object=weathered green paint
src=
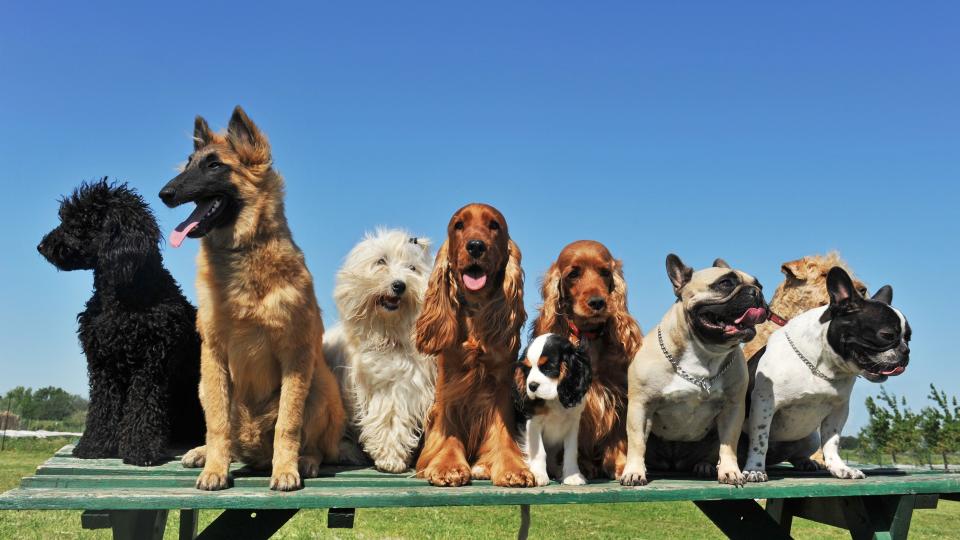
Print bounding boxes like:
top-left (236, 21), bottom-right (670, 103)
top-left (2, 445), bottom-right (958, 512)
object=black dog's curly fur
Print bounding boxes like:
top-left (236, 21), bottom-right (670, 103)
top-left (38, 178), bottom-right (204, 465)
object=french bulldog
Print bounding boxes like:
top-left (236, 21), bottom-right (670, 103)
top-left (742, 267), bottom-right (910, 482)
top-left (621, 254), bottom-right (768, 486)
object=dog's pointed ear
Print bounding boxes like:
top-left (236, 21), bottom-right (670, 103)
top-left (194, 116), bottom-right (213, 151)
top-left (713, 258), bottom-right (731, 269)
top-left (609, 259), bottom-right (643, 358)
top-left (415, 240), bottom-right (458, 355)
top-left (227, 106), bottom-right (271, 166)
top-left (827, 266), bottom-right (861, 307)
top-left (666, 253), bottom-right (693, 297)
top-left (871, 285), bottom-right (893, 305)
top-left (558, 344), bottom-right (592, 408)
top-left (100, 187), bottom-right (160, 286)
top-left (781, 258), bottom-right (807, 281)
top-left (535, 261), bottom-right (563, 337)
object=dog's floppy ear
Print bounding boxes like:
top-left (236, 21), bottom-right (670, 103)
top-left (500, 238), bottom-right (527, 352)
top-left (416, 240), bottom-right (459, 355)
top-left (713, 258), bottom-right (731, 269)
top-left (666, 253), bottom-right (693, 298)
top-left (827, 266), bottom-right (862, 308)
top-left (100, 187), bottom-right (160, 286)
top-left (558, 344), bottom-right (592, 408)
top-left (608, 259), bottom-right (643, 358)
top-left (227, 106), bottom-right (271, 167)
top-left (535, 260), bottom-right (564, 337)
top-left (513, 354), bottom-right (532, 418)
top-left (871, 285), bottom-right (893, 305)
top-left (194, 116), bottom-right (214, 151)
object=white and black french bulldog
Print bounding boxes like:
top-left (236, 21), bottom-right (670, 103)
top-left (621, 254), bottom-right (768, 486)
top-left (742, 267), bottom-right (910, 482)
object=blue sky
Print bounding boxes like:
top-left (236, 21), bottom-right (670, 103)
top-left (1, 2), bottom-right (957, 431)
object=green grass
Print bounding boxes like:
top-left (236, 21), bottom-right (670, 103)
top-left (1, 438), bottom-right (957, 539)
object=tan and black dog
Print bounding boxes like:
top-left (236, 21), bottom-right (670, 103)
top-left (621, 255), bottom-right (767, 486)
top-left (159, 106), bottom-right (345, 491)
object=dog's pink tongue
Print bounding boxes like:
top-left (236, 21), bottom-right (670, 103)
top-left (881, 365), bottom-right (906, 376)
top-left (463, 274), bottom-right (487, 291)
top-left (735, 307), bottom-right (767, 327)
top-left (169, 201), bottom-right (213, 248)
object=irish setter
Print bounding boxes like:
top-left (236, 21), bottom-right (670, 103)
top-left (415, 203), bottom-right (534, 487)
top-left (533, 240), bottom-right (642, 479)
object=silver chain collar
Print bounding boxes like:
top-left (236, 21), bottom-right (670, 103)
top-left (784, 331), bottom-right (833, 381)
top-left (657, 326), bottom-right (732, 393)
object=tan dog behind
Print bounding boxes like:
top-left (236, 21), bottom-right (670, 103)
top-left (621, 255), bottom-right (767, 487)
top-left (533, 240), bottom-right (642, 479)
top-left (160, 107), bottom-right (345, 491)
top-left (743, 252), bottom-right (866, 361)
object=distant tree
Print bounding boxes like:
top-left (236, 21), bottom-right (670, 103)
top-left (3, 387), bottom-right (34, 417)
top-left (839, 435), bottom-right (860, 450)
top-left (861, 395), bottom-right (892, 465)
top-left (2, 386), bottom-right (88, 422)
top-left (922, 384), bottom-right (960, 470)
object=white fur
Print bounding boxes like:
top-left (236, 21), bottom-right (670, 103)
top-left (744, 305), bottom-right (908, 482)
top-left (323, 228), bottom-right (436, 473)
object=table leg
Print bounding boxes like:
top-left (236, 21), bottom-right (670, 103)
top-left (694, 499), bottom-right (793, 540)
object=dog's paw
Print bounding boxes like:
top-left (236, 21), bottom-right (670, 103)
top-left (426, 464), bottom-right (472, 487)
top-left (619, 469), bottom-right (648, 487)
top-left (270, 466), bottom-right (303, 491)
top-left (791, 457), bottom-right (823, 472)
top-left (532, 469), bottom-right (551, 487)
top-left (743, 470), bottom-right (769, 483)
top-left (195, 469), bottom-right (230, 491)
top-left (375, 456), bottom-right (409, 474)
top-left (470, 463), bottom-right (491, 480)
top-left (718, 466), bottom-right (745, 486)
top-left (693, 461), bottom-right (716, 478)
top-left (181, 446), bottom-right (206, 469)
top-left (562, 473), bottom-right (587, 486)
top-left (830, 466), bottom-right (866, 480)
top-left (298, 456), bottom-right (321, 479)
top-left (493, 465), bottom-right (536, 488)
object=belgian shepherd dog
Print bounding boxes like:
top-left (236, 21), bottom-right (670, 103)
top-left (159, 106), bottom-right (345, 491)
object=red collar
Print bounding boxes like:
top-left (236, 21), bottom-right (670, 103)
top-left (567, 320), bottom-right (603, 341)
top-left (768, 311), bottom-right (788, 327)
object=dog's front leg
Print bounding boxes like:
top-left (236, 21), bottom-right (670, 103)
top-left (73, 366), bottom-right (124, 459)
top-left (526, 419), bottom-right (550, 487)
top-left (270, 348), bottom-right (315, 491)
top-left (821, 401), bottom-right (864, 479)
top-left (478, 390), bottom-right (536, 488)
top-left (620, 399), bottom-right (652, 486)
top-left (743, 382), bottom-right (775, 483)
top-left (716, 388), bottom-right (746, 486)
top-left (195, 342), bottom-right (232, 491)
top-left (561, 421), bottom-right (587, 486)
top-left (118, 358), bottom-right (170, 466)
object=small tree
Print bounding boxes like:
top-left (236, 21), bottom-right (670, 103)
top-left (922, 384), bottom-right (960, 470)
top-left (861, 395), bottom-right (892, 465)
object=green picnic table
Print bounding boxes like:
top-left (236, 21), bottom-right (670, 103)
top-left (1, 445), bottom-right (958, 539)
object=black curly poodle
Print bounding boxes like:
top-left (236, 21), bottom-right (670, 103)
top-left (38, 178), bottom-right (204, 465)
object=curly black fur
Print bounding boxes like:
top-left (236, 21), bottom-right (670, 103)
top-left (38, 178), bottom-right (204, 465)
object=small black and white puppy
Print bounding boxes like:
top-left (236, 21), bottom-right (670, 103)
top-left (514, 333), bottom-right (592, 486)
top-left (743, 267), bottom-right (910, 482)
top-left (38, 179), bottom-right (204, 465)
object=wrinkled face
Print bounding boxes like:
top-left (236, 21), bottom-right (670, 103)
top-left (336, 230), bottom-right (433, 318)
top-left (446, 203), bottom-right (510, 296)
top-left (825, 269), bottom-right (910, 382)
top-left (38, 195), bottom-right (102, 271)
top-left (158, 143), bottom-right (242, 247)
top-left (518, 334), bottom-right (576, 401)
top-left (555, 240), bottom-right (616, 326)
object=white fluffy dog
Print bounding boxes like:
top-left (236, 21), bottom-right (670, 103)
top-left (324, 228), bottom-right (436, 473)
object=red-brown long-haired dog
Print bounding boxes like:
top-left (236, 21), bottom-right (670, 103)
top-left (415, 203), bottom-right (534, 487)
top-left (533, 240), bottom-right (643, 479)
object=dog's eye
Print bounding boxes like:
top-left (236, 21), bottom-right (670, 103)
top-left (489, 220), bottom-right (500, 230)
top-left (857, 287), bottom-right (867, 296)
top-left (208, 161), bottom-right (223, 170)
top-left (566, 268), bottom-right (580, 280)
top-left (454, 221), bottom-right (464, 231)
top-left (409, 265), bottom-right (417, 272)
top-left (376, 258), bottom-right (387, 266)
top-left (717, 278), bottom-right (734, 290)
top-left (599, 268), bottom-right (612, 278)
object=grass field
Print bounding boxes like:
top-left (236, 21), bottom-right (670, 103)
top-left (1, 438), bottom-right (957, 539)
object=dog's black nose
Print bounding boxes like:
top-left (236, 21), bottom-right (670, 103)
top-left (158, 187), bottom-right (176, 206)
top-left (587, 297), bottom-right (606, 311)
top-left (391, 280), bottom-right (406, 295)
top-left (528, 382), bottom-right (540, 392)
top-left (37, 242), bottom-right (44, 253)
top-left (466, 240), bottom-right (486, 258)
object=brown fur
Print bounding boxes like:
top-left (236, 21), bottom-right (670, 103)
top-left (414, 203), bottom-right (534, 487)
top-left (180, 107), bottom-right (345, 491)
top-left (532, 240), bottom-right (643, 479)
top-left (743, 252), bottom-right (867, 360)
